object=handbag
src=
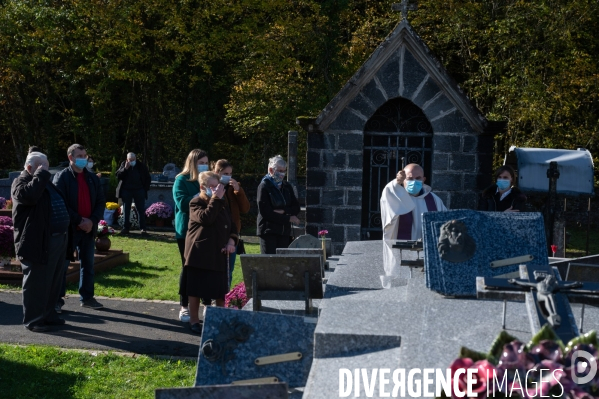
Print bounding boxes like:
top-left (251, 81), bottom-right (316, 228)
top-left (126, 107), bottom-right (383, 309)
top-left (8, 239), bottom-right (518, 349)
top-left (237, 236), bottom-right (246, 255)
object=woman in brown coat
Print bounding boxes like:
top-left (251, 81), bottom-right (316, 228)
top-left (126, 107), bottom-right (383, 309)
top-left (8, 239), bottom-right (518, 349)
top-left (213, 159), bottom-right (250, 286)
top-left (183, 171), bottom-right (237, 333)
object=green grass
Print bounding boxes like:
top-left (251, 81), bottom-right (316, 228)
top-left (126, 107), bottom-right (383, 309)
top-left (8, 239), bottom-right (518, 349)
top-left (0, 344), bottom-right (196, 399)
top-left (64, 235), bottom-right (260, 300)
top-left (0, 234), bottom-right (260, 298)
top-left (565, 225), bottom-right (599, 258)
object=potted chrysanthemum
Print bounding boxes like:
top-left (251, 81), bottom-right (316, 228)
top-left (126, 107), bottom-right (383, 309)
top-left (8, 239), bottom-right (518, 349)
top-left (145, 202), bottom-right (174, 227)
top-left (0, 217), bottom-right (15, 269)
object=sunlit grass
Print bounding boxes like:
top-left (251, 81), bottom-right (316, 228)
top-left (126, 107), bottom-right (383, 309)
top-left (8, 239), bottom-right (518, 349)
top-left (0, 344), bottom-right (195, 399)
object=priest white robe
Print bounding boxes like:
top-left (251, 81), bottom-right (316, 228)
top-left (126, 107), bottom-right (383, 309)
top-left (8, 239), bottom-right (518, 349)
top-left (379, 180), bottom-right (447, 286)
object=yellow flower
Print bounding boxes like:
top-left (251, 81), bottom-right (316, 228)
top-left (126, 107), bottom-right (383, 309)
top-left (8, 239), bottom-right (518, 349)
top-left (105, 202), bottom-right (119, 211)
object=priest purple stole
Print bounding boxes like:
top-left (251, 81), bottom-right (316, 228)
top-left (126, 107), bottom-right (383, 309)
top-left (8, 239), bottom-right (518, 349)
top-left (396, 193), bottom-right (438, 239)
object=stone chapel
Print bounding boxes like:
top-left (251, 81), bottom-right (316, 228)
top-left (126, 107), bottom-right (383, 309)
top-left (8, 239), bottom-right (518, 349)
top-left (298, 5), bottom-right (505, 254)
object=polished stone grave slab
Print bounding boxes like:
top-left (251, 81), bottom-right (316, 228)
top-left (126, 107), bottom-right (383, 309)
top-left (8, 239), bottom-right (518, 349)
top-left (195, 307), bottom-right (316, 388)
top-left (303, 240), bottom-right (599, 398)
top-left (422, 210), bottom-right (548, 296)
top-left (240, 254), bottom-right (324, 314)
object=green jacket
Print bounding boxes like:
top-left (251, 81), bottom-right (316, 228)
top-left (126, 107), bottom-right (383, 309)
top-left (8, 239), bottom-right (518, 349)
top-left (173, 174), bottom-right (200, 239)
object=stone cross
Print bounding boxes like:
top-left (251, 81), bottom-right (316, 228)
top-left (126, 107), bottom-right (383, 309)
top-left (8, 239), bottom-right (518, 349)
top-left (477, 264), bottom-right (599, 343)
top-left (392, 0), bottom-right (418, 21)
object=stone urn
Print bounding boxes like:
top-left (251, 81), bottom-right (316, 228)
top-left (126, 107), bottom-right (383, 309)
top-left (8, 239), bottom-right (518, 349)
top-left (95, 236), bottom-right (111, 252)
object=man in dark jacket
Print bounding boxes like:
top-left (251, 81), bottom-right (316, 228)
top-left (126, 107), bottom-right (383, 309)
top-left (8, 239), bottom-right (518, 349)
top-left (53, 144), bottom-right (106, 310)
top-left (12, 152), bottom-right (70, 332)
top-left (116, 152), bottom-right (151, 235)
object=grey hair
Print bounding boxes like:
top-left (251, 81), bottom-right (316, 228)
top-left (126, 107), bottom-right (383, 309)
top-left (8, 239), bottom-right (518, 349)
top-left (268, 155), bottom-right (286, 170)
top-left (24, 152), bottom-right (47, 169)
top-left (127, 152), bottom-right (136, 159)
top-left (67, 143), bottom-right (85, 156)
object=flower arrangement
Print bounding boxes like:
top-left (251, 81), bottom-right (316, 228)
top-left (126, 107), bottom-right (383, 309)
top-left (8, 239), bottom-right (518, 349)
top-left (97, 220), bottom-right (116, 237)
top-left (225, 282), bottom-right (249, 309)
top-left (318, 230), bottom-right (328, 239)
top-left (117, 204), bottom-right (140, 229)
top-left (145, 202), bottom-right (173, 220)
top-left (105, 202), bottom-right (119, 211)
top-left (442, 325), bottom-right (598, 399)
top-left (5, 200), bottom-right (12, 210)
top-left (0, 224), bottom-right (15, 259)
top-left (0, 197), bottom-right (6, 209)
top-left (0, 216), bottom-right (12, 226)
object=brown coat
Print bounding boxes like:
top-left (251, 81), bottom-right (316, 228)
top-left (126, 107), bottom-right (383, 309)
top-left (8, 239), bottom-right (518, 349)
top-left (184, 193), bottom-right (238, 272)
top-left (224, 184), bottom-right (250, 233)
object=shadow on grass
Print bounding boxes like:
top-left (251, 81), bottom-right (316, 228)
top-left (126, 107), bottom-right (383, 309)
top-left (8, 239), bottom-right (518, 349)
top-left (0, 358), bottom-right (78, 399)
top-left (116, 234), bottom-right (176, 243)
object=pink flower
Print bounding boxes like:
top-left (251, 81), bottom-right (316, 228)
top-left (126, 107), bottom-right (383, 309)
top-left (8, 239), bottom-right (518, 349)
top-left (318, 230), bottom-right (328, 237)
top-left (450, 358), bottom-right (496, 399)
top-left (225, 282), bottom-right (248, 309)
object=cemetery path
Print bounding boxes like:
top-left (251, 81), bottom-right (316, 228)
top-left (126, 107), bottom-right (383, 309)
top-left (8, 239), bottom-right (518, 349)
top-left (0, 291), bottom-right (201, 358)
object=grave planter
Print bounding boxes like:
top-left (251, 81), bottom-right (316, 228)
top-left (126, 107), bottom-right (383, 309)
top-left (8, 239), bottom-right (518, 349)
top-left (0, 256), bottom-right (12, 269)
top-left (95, 237), bottom-right (111, 252)
top-left (155, 218), bottom-right (165, 227)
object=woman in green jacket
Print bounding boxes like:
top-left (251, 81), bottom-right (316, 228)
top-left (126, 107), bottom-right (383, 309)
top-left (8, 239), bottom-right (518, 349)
top-left (173, 149), bottom-right (209, 323)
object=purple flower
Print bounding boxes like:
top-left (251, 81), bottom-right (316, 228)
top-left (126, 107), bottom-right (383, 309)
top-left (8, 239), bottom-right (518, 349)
top-left (0, 197), bottom-right (6, 209)
top-left (0, 216), bottom-right (12, 226)
top-left (531, 340), bottom-right (563, 363)
top-left (145, 202), bottom-right (173, 219)
top-left (0, 225), bottom-right (15, 258)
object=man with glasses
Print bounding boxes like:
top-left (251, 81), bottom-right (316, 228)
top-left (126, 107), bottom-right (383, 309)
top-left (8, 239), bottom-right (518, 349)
top-left (53, 144), bottom-right (106, 310)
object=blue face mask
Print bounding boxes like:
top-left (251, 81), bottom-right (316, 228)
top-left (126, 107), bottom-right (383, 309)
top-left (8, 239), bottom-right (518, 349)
top-left (129, 160), bottom-right (136, 167)
top-left (497, 179), bottom-right (511, 190)
top-left (197, 164), bottom-right (209, 173)
top-left (220, 175), bottom-right (231, 184)
top-left (405, 180), bottom-right (423, 195)
top-left (205, 187), bottom-right (213, 198)
top-left (75, 158), bottom-right (88, 169)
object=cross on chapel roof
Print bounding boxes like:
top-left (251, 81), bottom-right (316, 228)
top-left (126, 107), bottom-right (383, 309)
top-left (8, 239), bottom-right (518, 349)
top-left (392, 0), bottom-right (418, 21)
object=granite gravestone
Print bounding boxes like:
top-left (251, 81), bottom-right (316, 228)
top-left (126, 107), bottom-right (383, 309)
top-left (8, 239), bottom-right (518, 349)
top-left (195, 307), bottom-right (316, 388)
top-left (289, 234), bottom-right (331, 258)
top-left (240, 254), bottom-right (323, 313)
top-left (423, 210), bottom-right (548, 296)
top-left (155, 383), bottom-right (289, 399)
top-left (276, 248), bottom-right (326, 274)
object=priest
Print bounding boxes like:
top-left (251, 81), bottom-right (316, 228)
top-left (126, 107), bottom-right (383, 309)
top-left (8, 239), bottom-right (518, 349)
top-left (380, 163), bottom-right (446, 285)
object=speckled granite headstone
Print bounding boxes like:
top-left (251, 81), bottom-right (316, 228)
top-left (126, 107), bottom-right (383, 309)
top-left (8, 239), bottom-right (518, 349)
top-left (195, 307), bottom-right (316, 388)
top-left (423, 210), bottom-right (548, 296)
top-left (155, 383), bottom-right (289, 399)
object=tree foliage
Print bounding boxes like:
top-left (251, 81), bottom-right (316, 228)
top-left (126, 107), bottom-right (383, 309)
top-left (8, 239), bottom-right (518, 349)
top-left (0, 0), bottom-right (597, 176)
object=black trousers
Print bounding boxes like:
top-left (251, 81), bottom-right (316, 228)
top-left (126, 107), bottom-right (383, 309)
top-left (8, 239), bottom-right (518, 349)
top-left (177, 238), bottom-right (188, 307)
top-left (259, 234), bottom-right (292, 254)
top-left (21, 233), bottom-right (68, 328)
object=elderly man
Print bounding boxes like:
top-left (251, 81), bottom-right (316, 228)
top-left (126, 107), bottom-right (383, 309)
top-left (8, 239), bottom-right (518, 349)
top-left (12, 152), bottom-right (70, 332)
top-left (116, 152), bottom-right (151, 235)
top-left (380, 163), bottom-right (447, 242)
top-left (53, 144), bottom-right (106, 310)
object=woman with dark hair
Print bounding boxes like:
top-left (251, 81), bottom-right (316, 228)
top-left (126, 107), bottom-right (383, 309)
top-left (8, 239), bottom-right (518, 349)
top-left (479, 165), bottom-right (527, 212)
top-left (213, 159), bottom-right (250, 287)
top-left (184, 171), bottom-right (237, 333)
top-left (173, 149), bottom-right (209, 323)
